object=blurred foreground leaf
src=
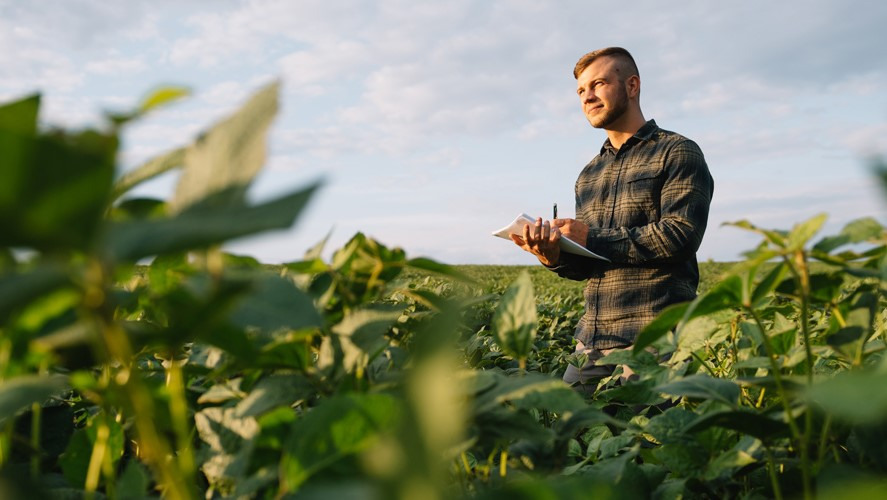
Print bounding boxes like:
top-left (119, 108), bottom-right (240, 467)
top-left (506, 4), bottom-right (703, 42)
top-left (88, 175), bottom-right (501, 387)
top-left (104, 183), bottom-right (318, 262)
top-left (0, 374), bottom-right (68, 423)
top-left (171, 81), bottom-right (280, 212)
top-left (492, 271), bottom-right (537, 366)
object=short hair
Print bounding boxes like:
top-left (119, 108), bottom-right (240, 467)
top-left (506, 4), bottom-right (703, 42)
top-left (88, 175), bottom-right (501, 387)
top-left (573, 47), bottom-right (639, 80)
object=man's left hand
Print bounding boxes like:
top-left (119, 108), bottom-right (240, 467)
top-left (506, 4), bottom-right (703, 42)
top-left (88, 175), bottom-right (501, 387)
top-left (553, 218), bottom-right (589, 246)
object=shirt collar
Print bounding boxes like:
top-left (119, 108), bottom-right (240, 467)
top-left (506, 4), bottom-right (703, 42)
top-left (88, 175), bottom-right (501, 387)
top-left (599, 119), bottom-right (659, 155)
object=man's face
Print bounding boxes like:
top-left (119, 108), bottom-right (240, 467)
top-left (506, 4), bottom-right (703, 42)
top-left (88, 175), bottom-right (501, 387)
top-left (576, 57), bottom-right (629, 129)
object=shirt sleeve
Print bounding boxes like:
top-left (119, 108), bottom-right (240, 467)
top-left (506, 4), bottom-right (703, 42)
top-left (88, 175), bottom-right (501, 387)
top-left (585, 140), bottom-right (714, 264)
top-left (542, 251), bottom-right (600, 281)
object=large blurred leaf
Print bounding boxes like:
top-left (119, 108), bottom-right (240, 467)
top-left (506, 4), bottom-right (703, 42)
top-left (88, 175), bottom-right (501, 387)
top-left (111, 147), bottom-right (185, 200)
top-left (281, 393), bottom-right (399, 490)
top-left (0, 374), bottom-right (68, 423)
top-left (171, 81), bottom-right (280, 212)
top-left (805, 371), bottom-right (887, 424)
top-left (0, 94), bottom-right (116, 251)
top-left (0, 266), bottom-right (71, 325)
top-left (813, 217), bottom-right (885, 253)
top-left (228, 271), bottom-right (322, 333)
top-left (104, 183), bottom-right (318, 262)
top-left (686, 410), bottom-right (790, 441)
top-left (492, 271), bottom-right (537, 362)
top-left (655, 375), bottom-right (740, 407)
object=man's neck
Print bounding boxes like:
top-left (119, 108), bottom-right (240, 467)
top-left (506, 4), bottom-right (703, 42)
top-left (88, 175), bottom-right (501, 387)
top-left (605, 110), bottom-right (647, 150)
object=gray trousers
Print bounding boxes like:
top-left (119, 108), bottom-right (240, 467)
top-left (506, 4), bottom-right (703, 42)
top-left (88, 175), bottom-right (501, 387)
top-left (562, 340), bottom-right (636, 396)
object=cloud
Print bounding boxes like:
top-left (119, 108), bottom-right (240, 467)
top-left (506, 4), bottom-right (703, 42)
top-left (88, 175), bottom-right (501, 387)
top-left (86, 57), bottom-right (148, 75)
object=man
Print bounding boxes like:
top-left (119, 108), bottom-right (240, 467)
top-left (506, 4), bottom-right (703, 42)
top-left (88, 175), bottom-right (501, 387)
top-left (510, 47), bottom-right (714, 394)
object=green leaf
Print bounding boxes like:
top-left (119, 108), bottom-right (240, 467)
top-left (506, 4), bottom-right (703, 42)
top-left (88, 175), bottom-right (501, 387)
top-left (652, 442), bottom-right (708, 477)
top-left (634, 275), bottom-right (742, 355)
top-left (195, 407), bottom-right (260, 490)
top-left (805, 371), bottom-right (887, 424)
top-left (104, 182), bottom-right (318, 261)
top-left (234, 374), bottom-right (313, 418)
top-left (633, 302), bottom-right (689, 353)
top-left (111, 147), bottom-right (185, 200)
top-left (109, 197), bottom-right (166, 221)
top-left (686, 410), bottom-right (790, 441)
top-left (655, 375), bottom-right (740, 407)
top-left (0, 93), bottom-right (39, 133)
top-left (0, 124), bottom-right (116, 251)
top-left (0, 374), bottom-right (68, 423)
top-left (282, 394), bottom-right (399, 489)
top-left (704, 435), bottom-right (762, 481)
top-left (0, 266), bottom-right (71, 325)
top-left (751, 261), bottom-right (788, 306)
top-left (473, 371), bottom-right (586, 413)
top-left (138, 85), bottom-right (191, 114)
top-left (116, 460), bottom-right (151, 500)
top-left (492, 271), bottom-right (537, 362)
top-left (644, 408), bottom-right (698, 444)
top-left (725, 220), bottom-right (787, 248)
top-left (171, 81), bottom-right (280, 212)
top-left (556, 406), bottom-right (623, 438)
top-left (814, 217), bottom-right (885, 253)
top-left (228, 272), bottom-right (322, 333)
top-left (787, 213), bottom-right (827, 250)
top-left (331, 303), bottom-right (404, 373)
top-left (59, 416), bottom-right (124, 488)
top-left (59, 427), bottom-right (92, 488)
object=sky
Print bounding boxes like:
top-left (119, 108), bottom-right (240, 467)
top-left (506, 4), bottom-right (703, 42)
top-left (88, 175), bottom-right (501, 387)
top-left (2, 0), bottom-right (886, 265)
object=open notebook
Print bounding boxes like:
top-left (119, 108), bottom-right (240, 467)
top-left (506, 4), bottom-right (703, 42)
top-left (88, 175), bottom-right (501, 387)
top-left (492, 213), bottom-right (609, 261)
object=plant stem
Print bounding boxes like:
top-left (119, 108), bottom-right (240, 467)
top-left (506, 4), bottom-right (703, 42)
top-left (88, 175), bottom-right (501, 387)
top-left (764, 446), bottom-right (784, 500)
top-left (787, 251), bottom-right (814, 500)
top-left (167, 356), bottom-right (196, 484)
top-left (746, 308), bottom-right (801, 442)
top-left (30, 401), bottom-right (42, 479)
top-left (85, 415), bottom-right (110, 498)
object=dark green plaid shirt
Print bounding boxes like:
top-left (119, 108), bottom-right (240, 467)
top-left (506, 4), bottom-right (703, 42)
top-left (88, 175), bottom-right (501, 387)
top-left (548, 120), bottom-right (714, 349)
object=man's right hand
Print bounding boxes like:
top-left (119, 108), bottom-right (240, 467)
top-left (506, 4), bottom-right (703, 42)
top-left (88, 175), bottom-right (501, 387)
top-left (510, 217), bottom-right (561, 267)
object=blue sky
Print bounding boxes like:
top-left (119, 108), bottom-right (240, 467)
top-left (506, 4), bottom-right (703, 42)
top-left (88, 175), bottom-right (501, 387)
top-left (2, 0), bottom-right (885, 264)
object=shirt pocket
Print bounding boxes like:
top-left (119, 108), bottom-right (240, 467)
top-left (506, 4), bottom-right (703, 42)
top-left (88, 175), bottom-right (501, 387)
top-left (620, 165), bottom-right (663, 223)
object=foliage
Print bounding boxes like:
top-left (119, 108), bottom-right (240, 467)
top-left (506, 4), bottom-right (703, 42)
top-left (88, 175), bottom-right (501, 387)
top-left (0, 85), bottom-right (885, 500)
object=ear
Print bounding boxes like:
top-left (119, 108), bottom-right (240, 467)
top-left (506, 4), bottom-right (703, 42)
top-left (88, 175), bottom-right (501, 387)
top-left (625, 75), bottom-right (641, 98)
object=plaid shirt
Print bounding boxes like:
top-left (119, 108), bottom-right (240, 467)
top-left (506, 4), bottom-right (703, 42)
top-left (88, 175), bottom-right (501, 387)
top-left (548, 120), bottom-right (714, 349)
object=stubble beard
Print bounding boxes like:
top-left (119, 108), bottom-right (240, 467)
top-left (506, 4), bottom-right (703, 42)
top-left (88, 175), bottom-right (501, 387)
top-left (588, 84), bottom-right (629, 129)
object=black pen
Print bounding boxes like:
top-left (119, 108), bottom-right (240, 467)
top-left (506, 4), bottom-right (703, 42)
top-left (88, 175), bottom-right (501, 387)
top-left (553, 203), bottom-right (557, 220)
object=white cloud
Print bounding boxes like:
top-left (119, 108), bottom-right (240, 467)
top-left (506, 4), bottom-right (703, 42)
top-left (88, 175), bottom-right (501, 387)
top-left (278, 40), bottom-right (370, 94)
top-left (86, 57), bottom-right (148, 75)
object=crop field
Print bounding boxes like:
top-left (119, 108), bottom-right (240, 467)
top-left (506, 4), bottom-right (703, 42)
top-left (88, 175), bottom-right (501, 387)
top-left (1, 85), bottom-right (886, 500)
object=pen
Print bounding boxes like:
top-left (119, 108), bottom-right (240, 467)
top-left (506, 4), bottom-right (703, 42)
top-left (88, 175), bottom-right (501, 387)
top-left (553, 203), bottom-right (557, 220)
